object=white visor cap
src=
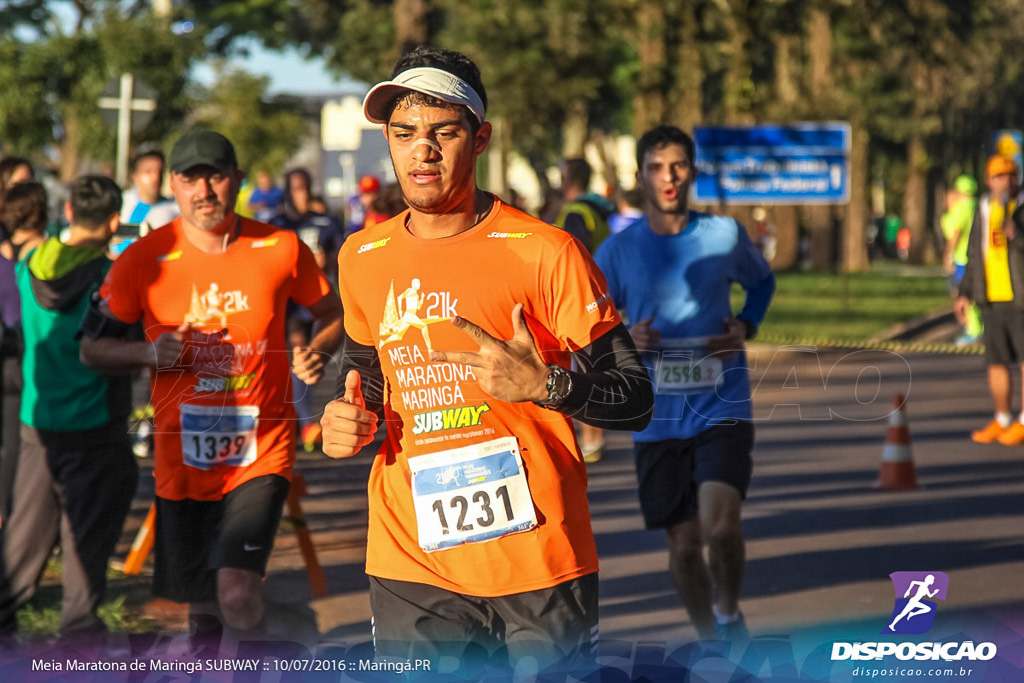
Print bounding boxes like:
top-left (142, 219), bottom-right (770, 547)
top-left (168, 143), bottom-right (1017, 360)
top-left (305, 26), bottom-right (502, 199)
top-left (363, 67), bottom-right (486, 125)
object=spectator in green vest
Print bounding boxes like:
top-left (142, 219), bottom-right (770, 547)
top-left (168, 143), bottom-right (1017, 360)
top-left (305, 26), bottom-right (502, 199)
top-left (942, 174), bottom-right (982, 344)
top-left (555, 158), bottom-right (614, 254)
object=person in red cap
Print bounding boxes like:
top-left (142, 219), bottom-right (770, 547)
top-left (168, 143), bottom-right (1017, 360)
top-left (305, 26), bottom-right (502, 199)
top-left (346, 174), bottom-right (382, 237)
top-left (359, 174), bottom-right (381, 195)
top-left (957, 154), bottom-right (1024, 445)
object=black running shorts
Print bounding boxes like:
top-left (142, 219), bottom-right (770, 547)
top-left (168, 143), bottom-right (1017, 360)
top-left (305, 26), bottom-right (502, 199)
top-left (368, 573), bottom-right (598, 672)
top-left (152, 474), bottom-right (290, 603)
top-left (634, 421), bottom-right (754, 529)
top-left (982, 302), bottom-right (1024, 365)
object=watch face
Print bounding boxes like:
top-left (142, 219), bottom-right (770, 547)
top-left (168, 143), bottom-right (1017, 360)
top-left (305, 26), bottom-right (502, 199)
top-left (538, 365), bottom-right (568, 406)
top-left (547, 366), bottom-right (571, 404)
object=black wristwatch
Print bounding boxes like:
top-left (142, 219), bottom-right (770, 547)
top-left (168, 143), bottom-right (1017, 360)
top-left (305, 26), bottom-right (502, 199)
top-left (535, 364), bottom-right (573, 408)
top-left (738, 317), bottom-right (758, 340)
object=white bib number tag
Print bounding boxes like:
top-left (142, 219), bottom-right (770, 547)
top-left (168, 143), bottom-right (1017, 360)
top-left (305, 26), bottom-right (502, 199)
top-left (410, 436), bottom-right (537, 552)
top-left (298, 227), bottom-right (320, 252)
top-left (181, 404), bottom-right (259, 470)
top-left (655, 337), bottom-right (723, 395)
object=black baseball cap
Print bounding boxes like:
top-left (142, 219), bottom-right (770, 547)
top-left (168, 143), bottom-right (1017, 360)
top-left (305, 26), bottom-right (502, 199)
top-left (168, 130), bottom-right (238, 173)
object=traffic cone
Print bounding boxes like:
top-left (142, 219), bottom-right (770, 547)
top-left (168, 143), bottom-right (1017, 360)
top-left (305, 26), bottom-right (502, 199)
top-left (123, 503), bottom-right (157, 575)
top-left (875, 394), bottom-right (918, 490)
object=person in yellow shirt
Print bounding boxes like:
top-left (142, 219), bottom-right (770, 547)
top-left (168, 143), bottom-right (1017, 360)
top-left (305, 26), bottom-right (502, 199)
top-left (956, 155), bottom-right (1024, 445)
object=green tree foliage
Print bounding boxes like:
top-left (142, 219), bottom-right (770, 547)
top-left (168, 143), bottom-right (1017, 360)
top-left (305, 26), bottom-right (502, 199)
top-left (0, 0), bottom-right (54, 40)
top-left (436, 0), bottom-right (633, 173)
top-left (186, 0), bottom-right (636, 184)
top-left (184, 0), bottom-right (347, 55)
top-left (9, 0), bottom-right (1024, 269)
top-left (823, 1), bottom-right (1024, 265)
top-left (0, 4), bottom-right (204, 179)
top-left (189, 69), bottom-right (308, 177)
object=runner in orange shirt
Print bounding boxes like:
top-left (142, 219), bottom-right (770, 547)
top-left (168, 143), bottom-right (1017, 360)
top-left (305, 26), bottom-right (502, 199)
top-left (80, 130), bottom-right (343, 649)
top-left (321, 47), bottom-right (653, 673)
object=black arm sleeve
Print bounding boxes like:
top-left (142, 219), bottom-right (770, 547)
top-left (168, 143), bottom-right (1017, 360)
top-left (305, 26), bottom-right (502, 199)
top-left (555, 322), bottom-right (654, 431)
top-left (78, 291), bottom-right (144, 341)
top-left (335, 333), bottom-right (386, 420)
top-left (335, 323), bottom-right (654, 432)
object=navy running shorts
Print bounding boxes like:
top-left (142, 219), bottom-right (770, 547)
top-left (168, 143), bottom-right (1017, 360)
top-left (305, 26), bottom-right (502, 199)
top-left (634, 421), bottom-right (754, 529)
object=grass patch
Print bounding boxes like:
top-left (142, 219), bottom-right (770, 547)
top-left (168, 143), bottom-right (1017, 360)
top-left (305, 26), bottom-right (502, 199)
top-left (15, 557), bottom-right (158, 640)
top-left (735, 271), bottom-right (950, 342)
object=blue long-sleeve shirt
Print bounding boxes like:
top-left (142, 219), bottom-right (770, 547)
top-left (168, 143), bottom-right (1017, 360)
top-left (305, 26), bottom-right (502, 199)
top-left (595, 211), bottom-right (775, 440)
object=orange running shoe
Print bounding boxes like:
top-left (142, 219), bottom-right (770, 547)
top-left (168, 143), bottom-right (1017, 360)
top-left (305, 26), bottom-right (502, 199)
top-left (972, 420), bottom-right (1007, 444)
top-left (997, 421), bottom-right (1024, 446)
top-left (301, 423), bottom-right (323, 452)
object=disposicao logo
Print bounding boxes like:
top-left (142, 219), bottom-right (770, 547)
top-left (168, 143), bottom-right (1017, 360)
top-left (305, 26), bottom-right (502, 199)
top-left (831, 570), bottom-right (998, 663)
top-left (883, 571), bottom-right (948, 635)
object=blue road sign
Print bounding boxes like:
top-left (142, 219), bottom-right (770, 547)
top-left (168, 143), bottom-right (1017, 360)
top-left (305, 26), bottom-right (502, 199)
top-left (693, 123), bottom-right (851, 205)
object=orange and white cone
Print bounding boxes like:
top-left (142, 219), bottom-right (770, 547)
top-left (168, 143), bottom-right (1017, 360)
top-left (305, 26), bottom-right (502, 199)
top-left (875, 394), bottom-right (918, 490)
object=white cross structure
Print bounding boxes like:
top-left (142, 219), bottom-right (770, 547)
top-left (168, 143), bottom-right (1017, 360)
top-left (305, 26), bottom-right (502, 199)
top-left (97, 73), bottom-right (157, 186)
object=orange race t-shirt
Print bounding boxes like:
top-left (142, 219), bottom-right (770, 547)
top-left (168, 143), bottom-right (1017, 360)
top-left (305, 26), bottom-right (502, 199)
top-left (338, 199), bottom-right (621, 597)
top-left (101, 216), bottom-right (332, 501)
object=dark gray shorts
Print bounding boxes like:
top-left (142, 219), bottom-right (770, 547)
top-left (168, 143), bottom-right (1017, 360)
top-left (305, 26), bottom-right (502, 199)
top-left (368, 573), bottom-right (598, 672)
top-left (634, 421), bottom-right (754, 529)
top-left (153, 474), bottom-right (290, 604)
top-left (982, 302), bottom-right (1024, 365)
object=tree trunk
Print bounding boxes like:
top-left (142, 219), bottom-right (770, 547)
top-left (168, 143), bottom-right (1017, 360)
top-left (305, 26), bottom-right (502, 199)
top-left (671, 0), bottom-right (702, 133)
top-left (903, 134), bottom-right (928, 264)
top-left (394, 0), bottom-right (428, 55)
top-left (589, 129), bottom-right (619, 196)
top-left (774, 35), bottom-right (799, 109)
top-left (562, 99), bottom-right (588, 159)
top-left (805, 205), bottom-right (835, 271)
top-left (842, 122), bottom-right (870, 271)
top-left (58, 111), bottom-right (81, 183)
top-left (721, 1), bottom-right (753, 124)
top-left (485, 116), bottom-right (509, 198)
top-left (633, 0), bottom-right (667, 137)
top-left (807, 6), bottom-right (832, 107)
top-left (773, 205), bottom-right (799, 270)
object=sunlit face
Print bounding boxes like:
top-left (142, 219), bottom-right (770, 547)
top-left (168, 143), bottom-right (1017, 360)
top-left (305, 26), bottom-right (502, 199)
top-left (637, 143), bottom-right (694, 216)
top-left (385, 99), bottom-right (491, 215)
top-left (170, 165), bottom-right (240, 231)
top-left (987, 171), bottom-right (1019, 201)
top-left (132, 156), bottom-right (164, 204)
top-left (288, 172), bottom-right (310, 211)
top-left (9, 163), bottom-right (33, 185)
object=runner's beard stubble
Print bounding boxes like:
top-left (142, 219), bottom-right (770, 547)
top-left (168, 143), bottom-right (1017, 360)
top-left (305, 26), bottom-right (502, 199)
top-left (193, 198), bottom-right (227, 231)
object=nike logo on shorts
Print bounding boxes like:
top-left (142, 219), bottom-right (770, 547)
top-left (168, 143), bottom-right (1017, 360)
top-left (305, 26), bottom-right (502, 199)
top-left (243, 543), bottom-right (263, 552)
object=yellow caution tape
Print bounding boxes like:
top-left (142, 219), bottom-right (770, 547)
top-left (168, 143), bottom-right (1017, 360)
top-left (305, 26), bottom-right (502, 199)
top-left (753, 333), bottom-right (984, 355)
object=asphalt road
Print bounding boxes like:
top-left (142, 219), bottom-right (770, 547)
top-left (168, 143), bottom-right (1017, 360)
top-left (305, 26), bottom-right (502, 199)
top-left (225, 346), bottom-right (1024, 658)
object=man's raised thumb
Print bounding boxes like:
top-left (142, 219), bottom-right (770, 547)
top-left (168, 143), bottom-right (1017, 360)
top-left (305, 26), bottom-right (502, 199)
top-left (343, 369), bottom-right (364, 406)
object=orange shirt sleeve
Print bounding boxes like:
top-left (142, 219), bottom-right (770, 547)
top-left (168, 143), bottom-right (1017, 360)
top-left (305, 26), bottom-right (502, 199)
top-left (542, 236), bottom-right (620, 351)
top-left (99, 248), bottom-right (143, 324)
top-left (289, 236), bottom-right (333, 308)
